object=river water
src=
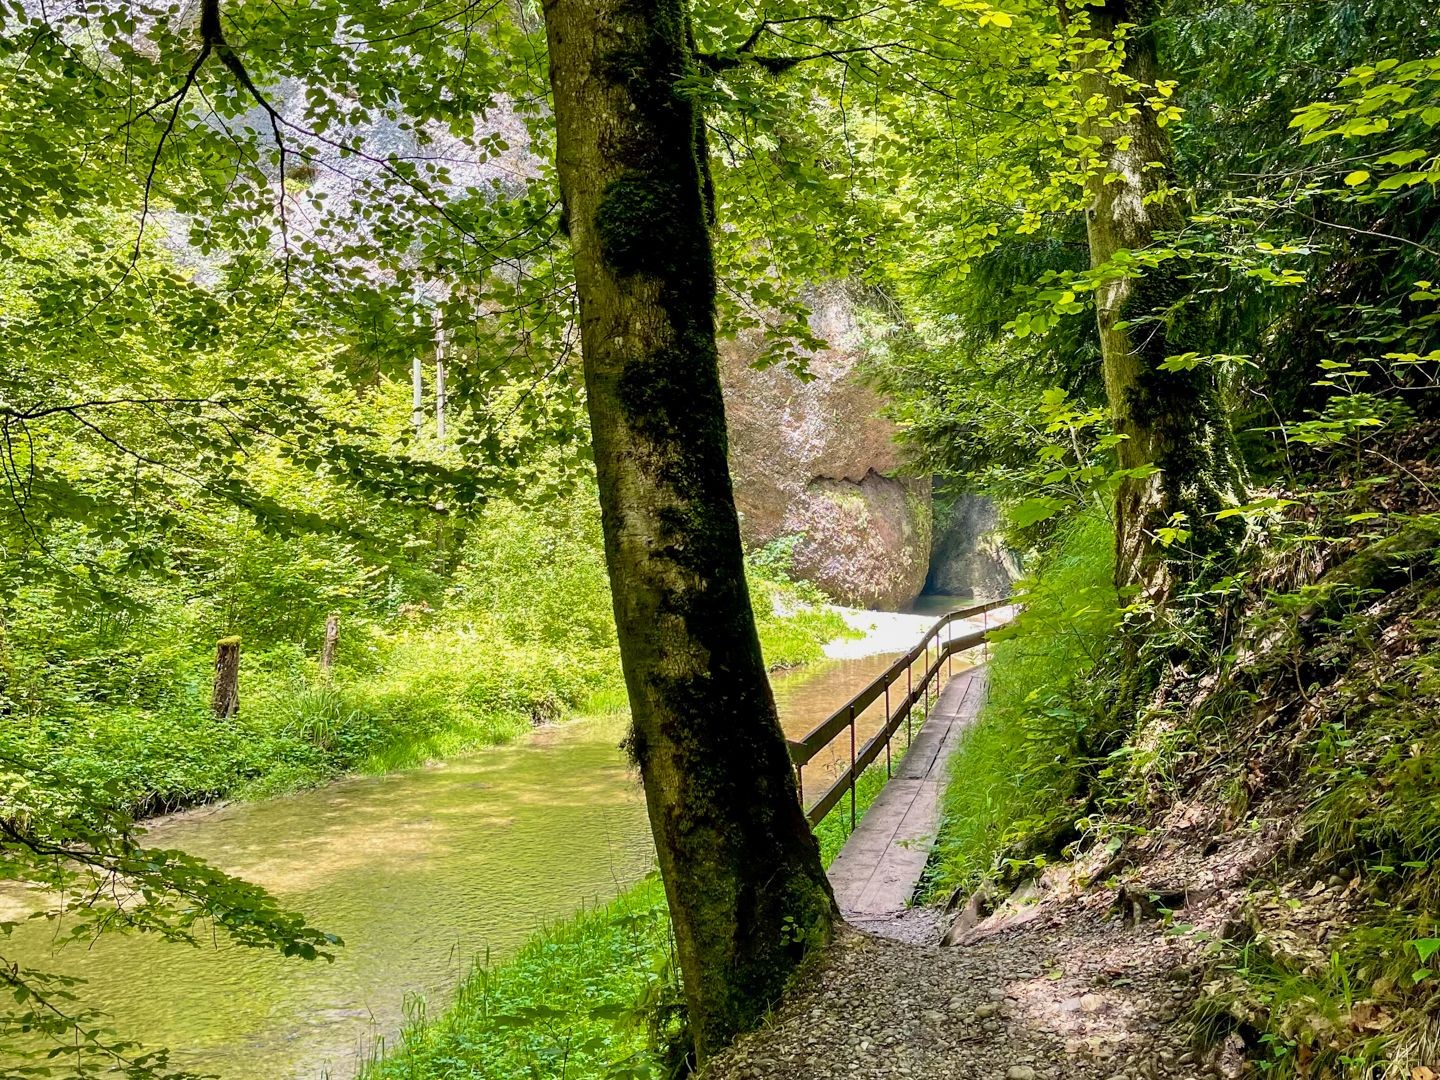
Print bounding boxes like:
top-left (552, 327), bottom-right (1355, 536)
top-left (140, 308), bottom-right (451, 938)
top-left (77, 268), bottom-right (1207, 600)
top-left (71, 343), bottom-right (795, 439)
top-left (2, 652), bottom-right (901, 1080)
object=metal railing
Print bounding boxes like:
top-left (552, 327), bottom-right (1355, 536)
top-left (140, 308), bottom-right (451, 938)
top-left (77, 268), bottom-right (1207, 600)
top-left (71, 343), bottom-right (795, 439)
top-left (787, 597), bottom-right (1016, 829)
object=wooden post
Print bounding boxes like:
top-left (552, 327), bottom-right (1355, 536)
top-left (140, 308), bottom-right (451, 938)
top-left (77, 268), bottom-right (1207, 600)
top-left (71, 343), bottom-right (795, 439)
top-left (320, 614), bottom-right (339, 674)
top-left (212, 636), bottom-right (241, 719)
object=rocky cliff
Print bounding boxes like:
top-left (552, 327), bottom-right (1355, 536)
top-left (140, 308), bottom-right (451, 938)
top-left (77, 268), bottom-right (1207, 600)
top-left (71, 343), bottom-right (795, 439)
top-left (927, 494), bottom-right (1019, 600)
top-left (720, 287), bottom-right (932, 610)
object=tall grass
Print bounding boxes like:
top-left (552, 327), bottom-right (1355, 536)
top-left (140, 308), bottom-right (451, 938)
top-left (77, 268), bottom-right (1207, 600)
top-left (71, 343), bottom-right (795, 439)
top-left (924, 506), bottom-right (1120, 899)
top-left (362, 878), bottom-right (677, 1080)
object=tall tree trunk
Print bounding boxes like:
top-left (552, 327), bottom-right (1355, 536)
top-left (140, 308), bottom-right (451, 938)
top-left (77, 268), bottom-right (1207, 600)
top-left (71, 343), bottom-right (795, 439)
top-left (1073, 0), bottom-right (1245, 596)
top-left (541, 0), bottom-right (835, 1059)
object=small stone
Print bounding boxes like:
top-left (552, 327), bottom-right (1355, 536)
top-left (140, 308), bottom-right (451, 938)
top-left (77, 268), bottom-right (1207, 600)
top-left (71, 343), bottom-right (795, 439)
top-left (1007, 1068), bottom-right (1038, 1080)
top-left (1080, 992), bottom-right (1104, 1014)
top-left (975, 1002), bottom-right (1000, 1019)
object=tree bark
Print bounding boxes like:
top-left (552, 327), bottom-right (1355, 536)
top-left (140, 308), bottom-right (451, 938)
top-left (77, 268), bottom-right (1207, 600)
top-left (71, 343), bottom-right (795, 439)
top-left (211, 636), bottom-right (240, 718)
top-left (1074, 0), bottom-right (1245, 596)
top-left (541, 0), bottom-right (835, 1057)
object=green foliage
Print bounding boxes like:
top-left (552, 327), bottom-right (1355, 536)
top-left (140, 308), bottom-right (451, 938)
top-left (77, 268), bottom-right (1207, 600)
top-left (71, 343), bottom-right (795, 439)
top-left (926, 507), bottom-right (1120, 899)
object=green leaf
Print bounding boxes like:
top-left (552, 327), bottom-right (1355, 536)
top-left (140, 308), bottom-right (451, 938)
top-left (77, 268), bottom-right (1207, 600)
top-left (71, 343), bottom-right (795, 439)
top-left (1412, 938), bottom-right (1440, 964)
top-left (1010, 496), bottom-right (1070, 528)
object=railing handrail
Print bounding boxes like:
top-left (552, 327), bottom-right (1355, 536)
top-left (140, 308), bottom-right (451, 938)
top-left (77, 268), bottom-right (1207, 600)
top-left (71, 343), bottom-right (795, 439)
top-left (787, 595), bottom-right (1022, 827)
top-left (787, 597), bottom-right (1015, 767)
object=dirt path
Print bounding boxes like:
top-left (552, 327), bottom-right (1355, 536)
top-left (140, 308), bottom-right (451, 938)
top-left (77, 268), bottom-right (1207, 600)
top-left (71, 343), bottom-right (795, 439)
top-left (706, 642), bottom-right (1224, 1080)
top-left (702, 896), bottom-right (1211, 1080)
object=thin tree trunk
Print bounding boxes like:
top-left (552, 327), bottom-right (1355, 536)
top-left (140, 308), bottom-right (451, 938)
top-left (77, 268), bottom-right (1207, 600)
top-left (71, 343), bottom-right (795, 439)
top-left (1073, 0), bottom-right (1244, 596)
top-left (541, 0), bottom-right (835, 1057)
top-left (435, 328), bottom-right (447, 447)
top-left (212, 636), bottom-right (240, 718)
top-left (411, 353), bottom-right (424, 434)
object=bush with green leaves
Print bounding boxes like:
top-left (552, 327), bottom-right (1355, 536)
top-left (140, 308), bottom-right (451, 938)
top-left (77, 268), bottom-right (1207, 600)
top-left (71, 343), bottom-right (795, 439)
top-left (925, 506), bottom-right (1120, 900)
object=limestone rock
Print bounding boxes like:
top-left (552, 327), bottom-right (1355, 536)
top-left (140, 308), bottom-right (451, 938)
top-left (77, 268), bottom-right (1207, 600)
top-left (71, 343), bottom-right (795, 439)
top-left (721, 286), bottom-right (932, 609)
top-left (928, 494), bottom-right (1019, 599)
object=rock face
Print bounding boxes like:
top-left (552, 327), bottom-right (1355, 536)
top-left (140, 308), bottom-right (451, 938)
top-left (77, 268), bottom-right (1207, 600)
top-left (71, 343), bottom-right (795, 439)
top-left (927, 494), bottom-right (1020, 599)
top-left (720, 286), bottom-right (932, 610)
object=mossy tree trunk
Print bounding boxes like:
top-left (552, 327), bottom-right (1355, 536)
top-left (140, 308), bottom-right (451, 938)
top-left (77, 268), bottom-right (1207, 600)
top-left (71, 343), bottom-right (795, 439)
top-left (541, 0), bottom-right (836, 1059)
top-left (1073, 0), bottom-right (1245, 597)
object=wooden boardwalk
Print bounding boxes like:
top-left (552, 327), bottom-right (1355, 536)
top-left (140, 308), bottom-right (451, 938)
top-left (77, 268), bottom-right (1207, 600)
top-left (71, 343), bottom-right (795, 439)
top-left (826, 666), bottom-right (988, 921)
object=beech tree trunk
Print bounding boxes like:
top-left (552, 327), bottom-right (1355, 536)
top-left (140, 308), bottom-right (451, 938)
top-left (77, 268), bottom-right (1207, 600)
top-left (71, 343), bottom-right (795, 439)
top-left (1074, 0), bottom-right (1245, 596)
top-left (212, 636), bottom-right (240, 718)
top-left (542, 0), bottom-right (835, 1057)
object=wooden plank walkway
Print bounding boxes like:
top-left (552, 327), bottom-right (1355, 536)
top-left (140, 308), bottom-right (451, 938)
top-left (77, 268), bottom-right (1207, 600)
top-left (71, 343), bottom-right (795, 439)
top-left (826, 666), bottom-right (989, 921)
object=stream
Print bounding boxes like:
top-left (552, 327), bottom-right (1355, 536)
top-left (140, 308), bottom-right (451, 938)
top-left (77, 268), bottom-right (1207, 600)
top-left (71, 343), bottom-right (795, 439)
top-left (2, 651), bottom-right (902, 1080)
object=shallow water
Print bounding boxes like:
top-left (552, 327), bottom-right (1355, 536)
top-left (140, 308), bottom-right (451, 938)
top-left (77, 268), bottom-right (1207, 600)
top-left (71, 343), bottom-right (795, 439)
top-left (3, 655), bottom-right (902, 1079)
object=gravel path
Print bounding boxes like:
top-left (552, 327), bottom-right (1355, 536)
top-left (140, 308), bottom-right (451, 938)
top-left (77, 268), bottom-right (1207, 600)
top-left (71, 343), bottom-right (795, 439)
top-left (703, 904), bottom-right (1214, 1080)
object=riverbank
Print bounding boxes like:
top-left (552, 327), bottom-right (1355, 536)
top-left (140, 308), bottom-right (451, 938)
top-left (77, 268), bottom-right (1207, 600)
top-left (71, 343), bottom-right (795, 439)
top-left (362, 622), bottom-right (944, 1080)
top-left (3, 569), bottom-right (847, 832)
top-left (1, 581), bottom-right (861, 1079)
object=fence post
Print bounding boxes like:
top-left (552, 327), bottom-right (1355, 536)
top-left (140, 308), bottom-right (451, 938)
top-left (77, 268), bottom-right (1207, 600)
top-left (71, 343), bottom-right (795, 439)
top-left (320, 613), bottom-right (339, 675)
top-left (906, 657), bottom-right (913, 742)
top-left (796, 764), bottom-right (804, 809)
top-left (924, 640), bottom-right (931, 717)
top-left (212, 636), bottom-right (240, 719)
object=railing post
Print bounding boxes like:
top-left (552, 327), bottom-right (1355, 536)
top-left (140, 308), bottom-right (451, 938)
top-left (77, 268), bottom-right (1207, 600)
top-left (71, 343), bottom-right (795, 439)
top-left (924, 640), bottom-right (931, 718)
top-left (848, 704), bottom-right (857, 832)
top-left (796, 763), bottom-right (803, 808)
top-left (906, 656), bottom-right (913, 743)
top-left (884, 681), bottom-right (892, 777)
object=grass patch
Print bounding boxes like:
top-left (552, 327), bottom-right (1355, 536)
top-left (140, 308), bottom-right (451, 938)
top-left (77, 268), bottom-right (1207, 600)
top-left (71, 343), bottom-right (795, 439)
top-left (361, 877), bottom-right (677, 1080)
top-left (924, 506), bottom-right (1120, 900)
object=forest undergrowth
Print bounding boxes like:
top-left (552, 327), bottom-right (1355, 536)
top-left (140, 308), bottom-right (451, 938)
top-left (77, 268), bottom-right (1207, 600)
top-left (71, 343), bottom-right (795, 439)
top-left (924, 430), bottom-right (1440, 1077)
top-left (0, 492), bottom-right (843, 824)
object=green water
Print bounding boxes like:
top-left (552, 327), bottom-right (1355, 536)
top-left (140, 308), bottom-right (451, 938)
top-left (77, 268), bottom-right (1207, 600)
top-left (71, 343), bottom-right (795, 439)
top-left (3, 657), bottom-right (899, 1079)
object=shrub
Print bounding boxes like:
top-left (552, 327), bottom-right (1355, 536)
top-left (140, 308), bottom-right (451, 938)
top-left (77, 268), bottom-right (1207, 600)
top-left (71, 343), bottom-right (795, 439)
top-left (925, 505), bottom-right (1120, 899)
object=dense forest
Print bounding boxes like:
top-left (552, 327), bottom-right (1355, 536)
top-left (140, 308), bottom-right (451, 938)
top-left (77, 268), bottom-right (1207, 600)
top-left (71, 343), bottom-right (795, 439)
top-left (1, 0), bottom-right (1438, 1077)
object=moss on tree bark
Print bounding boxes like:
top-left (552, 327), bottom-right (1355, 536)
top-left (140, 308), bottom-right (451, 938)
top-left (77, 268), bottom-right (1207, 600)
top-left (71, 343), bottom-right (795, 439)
top-left (541, 0), bottom-right (836, 1059)
top-left (1073, 0), bottom-right (1246, 596)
